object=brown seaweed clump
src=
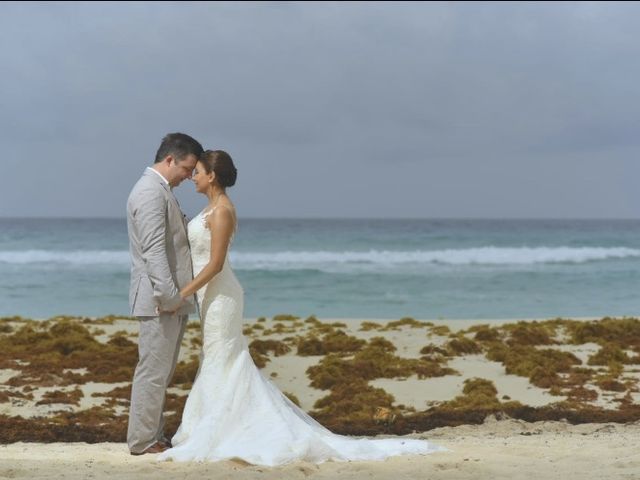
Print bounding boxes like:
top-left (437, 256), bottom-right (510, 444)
top-left (80, 315), bottom-right (136, 324)
top-left (307, 342), bottom-right (457, 390)
top-left (297, 330), bottom-right (366, 356)
top-left (466, 324), bottom-right (502, 342)
top-left (242, 326), bottom-right (255, 335)
top-left (283, 391), bottom-right (301, 407)
top-left (442, 378), bottom-right (523, 411)
top-left (588, 343), bottom-right (640, 365)
top-left (0, 407), bottom-right (129, 443)
top-left (593, 361), bottom-right (628, 392)
top-left (307, 337), bottom-right (458, 389)
top-left (0, 324), bottom-right (13, 334)
top-left (303, 332), bottom-right (460, 434)
top-left (428, 325), bottom-right (451, 336)
top-left (91, 385), bottom-right (132, 408)
top-left (419, 344), bottom-right (450, 358)
top-left (310, 380), bottom-right (396, 434)
top-left (486, 344), bottom-right (581, 388)
top-left (272, 314), bottom-right (300, 322)
top-left (249, 339), bottom-right (292, 368)
top-left (36, 387), bottom-right (84, 406)
top-left (382, 317), bottom-right (433, 331)
top-left (502, 321), bottom-right (557, 346)
top-left (359, 321), bottom-right (383, 332)
top-left (0, 389), bottom-right (34, 403)
top-left (367, 336), bottom-right (397, 352)
top-left (0, 319), bottom-right (139, 386)
top-left (566, 317), bottom-right (640, 348)
top-left (261, 319), bottom-right (305, 336)
top-left (445, 335), bottom-right (483, 355)
top-left (169, 355), bottom-right (200, 387)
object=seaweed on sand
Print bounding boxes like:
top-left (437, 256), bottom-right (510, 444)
top-left (592, 361), bottom-right (628, 392)
top-left (249, 339), bottom-right (292, 368)
top-left (0, 324), bottom-right (13, 333)
top-left (273, 314), bottom-right (300, 322)
top-left (566, 317), bottom-right (640, 347)
top-left (0, 407), bottom-right (129, 443)
top-left (428, 325), bottom-right (451, 336)
top-left (486, 344), bottom-right (581, 388)
top-left (0, 389), bottom-right (34, 403)
top-left (305, 337), bottom-right (459, 434)
top-left (367, 336), bottom-right (397, 352)
top-left (588, 343), bottom-right (640, 365)
top-left (445, 335), bottom-right (483, 355)
top-left (502, 321), bottom-right (558, 346)
top-left (80, 315), bottom-right (136, 324)
top-left (6, 315), bottom-right (640, 441)
top-left (466, 324), bottom-right (502, 342)
top-left (441, 378), bottom-right (523, 411)
top-left (309, 380), bottom-right (396, 434)
top-left (169, 355), bottom-right (200, 387)
top-left (36, 387), bottom-right (84, 406)
top-left (419, 344), bottom-right (450, 358)
top-left (283, 391), bottom-right (301, 407)
top-left (307, 337), bottom-right (458, 390)
top-left (0, 320), bottom-right (139, 385)
top-left (358, 321), bottom-right (383, 331)
top-left (381, 317), bottom-right (432, 331)
top-left (91, 385), bottom-right (131, 408)
top-left (297, 330), bottom-right (366, 356)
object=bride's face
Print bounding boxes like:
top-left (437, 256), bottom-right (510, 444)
top-left (192, 161), bottom-right (213, 194)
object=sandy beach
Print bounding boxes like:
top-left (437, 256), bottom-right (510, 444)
top-left (2, 419), bottom-right (640, 479)
top-left (2, 314), bottom-right (640, 478)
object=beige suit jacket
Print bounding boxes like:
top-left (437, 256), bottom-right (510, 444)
top-left (126, 169), bottom-right (195, 316)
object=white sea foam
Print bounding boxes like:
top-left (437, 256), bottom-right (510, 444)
top-left (231, 246), bottom-right (640, 269)
top-left (0, 250), bottom-right (130, 265)
top-left (1, 247), bottom-right (638, 269)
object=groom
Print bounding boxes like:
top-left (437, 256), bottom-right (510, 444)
top-left (126, 132), bottom-right (204, 455)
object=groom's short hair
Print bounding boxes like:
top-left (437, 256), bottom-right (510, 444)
top-left (154, 133), bottom-right (204, 164)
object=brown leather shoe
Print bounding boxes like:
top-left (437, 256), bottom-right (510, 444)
top-left (158, 438), bottom-right (172, 448)
top-left (130, 441), bottom-right (169, 456)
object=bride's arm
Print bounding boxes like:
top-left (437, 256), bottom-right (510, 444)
top-left (179, 207), bottom-right (235, 299)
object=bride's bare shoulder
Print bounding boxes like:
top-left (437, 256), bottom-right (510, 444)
top-left (205, 204), bottom-right (236, 232)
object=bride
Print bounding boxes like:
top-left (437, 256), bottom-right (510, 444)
top-left (158, 150), bottom-right (444, 465)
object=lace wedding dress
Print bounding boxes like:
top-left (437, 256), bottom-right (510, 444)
top-left (158, 208), bottom-right (444, 465)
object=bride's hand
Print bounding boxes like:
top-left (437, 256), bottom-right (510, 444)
top-left (156, 301), bottom-right (182, 316)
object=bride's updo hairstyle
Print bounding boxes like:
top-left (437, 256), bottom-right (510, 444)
top-left (200, 150), bottom-right (237, 188)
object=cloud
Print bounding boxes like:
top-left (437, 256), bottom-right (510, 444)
top-left (1, 2), bottom-right (639, 217)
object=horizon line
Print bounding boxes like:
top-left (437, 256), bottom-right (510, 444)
top-left (2, 216), bottom-right (640, 221)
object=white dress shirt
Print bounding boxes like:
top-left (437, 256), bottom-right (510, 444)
top-left (146, 167), bottom-right (170, 186)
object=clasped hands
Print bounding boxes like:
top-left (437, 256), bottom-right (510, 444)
top-left (156, 292), bottom-right (190, 316)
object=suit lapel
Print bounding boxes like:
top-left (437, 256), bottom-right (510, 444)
top-left (143, 170), bottom-right (188, 237)
top-left (165, 185), bottom-right (188, 238)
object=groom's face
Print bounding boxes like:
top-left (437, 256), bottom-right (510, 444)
top-left (167, 154), bottom-right (198, 187)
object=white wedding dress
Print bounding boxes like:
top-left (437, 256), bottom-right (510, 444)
top-left (158, 208), bottom-right (444, 465)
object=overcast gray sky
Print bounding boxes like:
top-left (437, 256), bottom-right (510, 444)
top-left (2, 1), bottom-right (639, 218)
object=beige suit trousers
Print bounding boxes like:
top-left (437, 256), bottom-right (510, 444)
top-left (127, 313), bottom-right (188, 453)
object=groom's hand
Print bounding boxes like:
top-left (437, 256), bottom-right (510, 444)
top-left (156, 305), bottom-right (180, 316)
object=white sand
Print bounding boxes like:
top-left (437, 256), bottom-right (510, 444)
top-left (1, 420), bottom-right (639, 479)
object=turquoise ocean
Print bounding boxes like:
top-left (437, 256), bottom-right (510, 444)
top-left (1, 218), bottom-right (639, 320)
